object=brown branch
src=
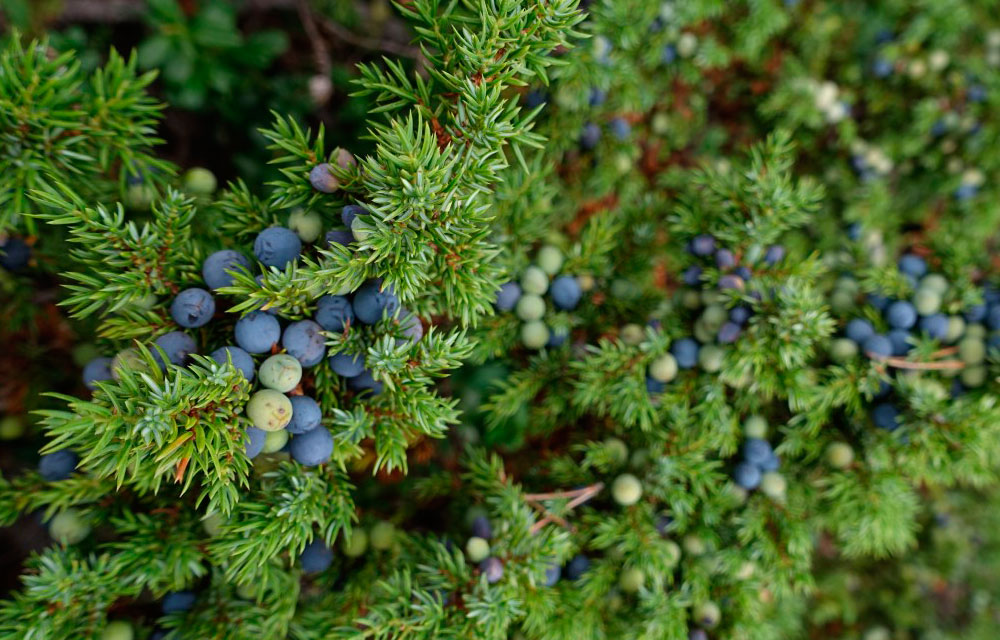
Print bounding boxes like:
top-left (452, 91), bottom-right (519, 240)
top-left (317, 15), bottom-right (423, 61)
top-left (526, 482), bottom-right (604, 534)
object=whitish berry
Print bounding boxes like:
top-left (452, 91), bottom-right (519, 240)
top-left (258, 354), bottom-right (302, 392)
top-left (262, 428), bottom-right (289, 454)
top-left (521, 321), bottom-right (550, 349)
top-left (521, 266), bottom-right (550, 296)
top-left (621, 323), bottom-right (645, 346)
top-left (466, 536), bottom-right (491, 563)
top-left (914, 288), bottom-right (942, 316)
top-left (246, 390), bottom-right (293, 431)
top-left (0, 416), bottom-right (25, 440)
top-left (170, 288), bottom-right (215, 328)
top-left (612, 473), bottom-right (643, 506)
top-left (201, 512), bottom-right (225, 537)
top-left (254, 227), bottom-right (302, 269)
top-left (182, 167), bottom-right (217, 195)
top-left (537, 245), bottom-right (564, 275)
top-left (289, 427), bottom-right (333, 467)
top-left (826, 442), bottom-right (854, 468)
top-left (961, 364), bottom-right (987, 388)
top-left (111, 348), bottom-right (151, 380)
top-left (287, 395), bottom-right (322, 434)
top-left (759, 471), bottom-right (787, 500)
top-left (288, 209), bottom-right (323, 243)
top-left (342, 528), bottom-right (368, 557)
top-left (830, 337), bottom-right (859, 363)
top-left (516, 294), bottom-right (546, 322)
top-left (694, 601), bottom-right (720, 629)
top-left (605, 437), bottom-right (629, 466)
top-left (619, 567), bottom-right (645, 593)
top-left (743, 415), bottom-right (768, 439)
top-left (958, 336), bottom-right (986, 365)
top-left (698, 345), bottom-right (724, 372)
top-left (49, 508), bottom-right (90, 545)
top-left (202, 249), bottom-right (252, 290)
top-left (234, 311), bottom-right (281, 354)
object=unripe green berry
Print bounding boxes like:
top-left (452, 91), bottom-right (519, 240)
top-left (620, 323), bottom-right (645, 346)
top-left (702, 304), bottom-right (727, 330)
top-left (288, 209), bottom-right (323, 243)
top-left (830, 338), bottom-right (859, 363)
top-left (49, 509), bottom-right (90, 545)
top-left (694, 601), bottom-right (721, 629)
top-left (830, 289), bottom-right (856, 314)
top-left (960, 364), bottom-right (987, 388)
top-left (958, 337), bottom-right (986, 365)
top-left (466, 536), bottom-right (491, 563)
top-left (760, 472), bottom-right (787, 501)
top-left (605, 437), bottom-right (629, 466)
top-left (202, 512), bottom-right (226, 537)
top-left (611, 473), bottom-right (643, 506)
top-left (258, 354), bottom-right (302, 392)
top-left (864, 627), bottom-right (891, 640)
top-left (681, 290), bottom-right (702, 309)
top-left (351, 215), bottom-right (374, 243)
top-left (945, 316), bottom-right (966, 343)
top-left (236, 582), bottom-right (258, 601)
top-left (629, 447), bottom-right (649, 469)
top-left (965, 324), bottom-right (987, 339)
top-left (743, 415), bottom-right (768, 439)
top-left (262, 428), bottom-right (289, 453)
top-left (111, 348), bottom-right (149, 380)
top-left (698, 345), bottom-right (725, 372)
top-left (520, 320), bottom-right (550, 349)
top-left (649, 354), bottom-right (678, 383)
top-left (700, 289), bottom-right (724, 306)
top-left (370, 521), bottom-right (395, 550)
top-left (521, 266), bottom-right (549, 295)
top-left (693, 318), bottom-right (714, 344)
top-left (920, 273), bottom-right (949, 295)
top-left (125, 184), bottom-right (155, 211)
top-left (618, 567), bottom-right (645, 593)
top-left (826, 442), bottom-right (855, 469)
top-left (913, 288), bottom-right (942, 316)
top-left (516, 295), bottom-right (546, 322)
top-left (683, 535), bottom-right (706, 556)
top-left (663, 540), bottom-right (681, 568)
top-left (246, 389), bottom-right (293, 431)
top-left (183, 167), bottom-right (217, 195)
top-left (736, 561), bottom-right (756, 580)
top-left (342, 528), bottom-right (368, 557)
top-left (100, 621), bottom-right (134, 640)
top-left (536, 245), bottom-right (564, 276)
top-left (0, 416), bottom-right (25, 440)
top-left (834, 276), bottom-right (860, 295)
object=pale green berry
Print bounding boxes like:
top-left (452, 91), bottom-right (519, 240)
top-left (521, 266), bottom-right (549, 295)
top-left (743, 415), bottom-right (768, 439)
top-left (700, 289), bottom-right (724, 306)
top-left (830, 289), bottom-right (856, 315)
top-left (516, 295), bottom-right (546, 322)
top-left (663, 540), bottom-right (681, 568)
top-left (370, 521), bottom-right (395, 550)
top-left (342, 528), bottom-right (368, 557)
top-left (288, 209), bottom-right (323, 243)
top-left (681, 290), bottom-right (702, 309)
top-left (351, 215), bottom-right (375, 242)
top-left (620, 323), bottom-right (645, 346)
top-left (965, 323), bottom-right (987, 339)
top-left (246, 390), bottom-right (293, 431)
top-left (610, 279), bottom-right (638, 300)
top-left (111, 348), bottom-right (149, 380)
top-left (698, 345), bottom-right (725, 372)
top-left (830, 338), bottom-right (859, 363)
top-left (125, 184), bottom-right (155, 211)
top-left (258, 354), bottom-right (302, 392)
top-left (629, 448), bottom-right (649, 469)
top-left (536, 245), bottom-right (564, 276)
top-left (611, 473), bottom-right (643, 506)
top-left (760, 472), bottom-right (787, 501)
top-left (49, 509), bottom-right (90, 545)
top-left (920, 273), bottom-right (949, 295)
top-left (651, 112), bottom-right (670, 134)
top-left (201, 512), bottom-right (226, 537)
top-left (693, 318), bottom-right (714, 344)
top-left (520, 321), bottom-right (550, 349)
top-left (466, 536), bottom-right (491, 563)
top-left (864, 627), bottom-right (891, 640)
top-left (262, 428), bottom-right (289, 453)
top-left (945, 316), bottom-right (966, 343)
top-left (736, 561), bottom-right (756, 580)
top-left (834, 276), bottom-right (860, 295)
top-left (129, 293), bottom-right (158, 311)
top-left (702, 304), bottom-right (727, 330)
top-left (958, 337), bottom-right (986, 365)
top-left (618, 567), bottom-right (645, 593)
top-left (236, 582), bottom-right (258, 601)
top-left (605, 437), bottom-right (629, 465)
top-left (913, 288), bottom-right (942, 316)
top-left (0, 416), bottom-right (25, 440)
top-left (960, 365), bottom-right (987, 388)
top-left (683, 535), bottom-right (706, 556)
top-left (100, 621), bottom-right (134, 640)
top-left (649, 354), bottom-right (678, 383)
top-left (826, 442), bottom-right (855, 469)
top-left (183, 167), bottom-right (217, 195)
top-left (694, 601), bottom-right (721, 629)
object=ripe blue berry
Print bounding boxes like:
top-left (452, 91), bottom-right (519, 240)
top-left (845, 318), bottom-right (875, 345)
top-left (715, 249), bottom-right (735, 269)
top-left (544, 565), bottom-right (561, 586)
top-left (863, 334), bottom-right (893, 358)
top-left (646, 376), bottom-right (666, 394)
top-left (733, 462), bottom-right (761, 489)
top-left (733, 266), bottom-right (752, 281)
top-left (898, 254), bottom-right (927, 278)
top-left (965, 304), bottom-right (987, 323)
top-left (920, 314), bottom-right (949, 340)
top-left (300, 539), bottom-right (333, 573)
top-left (341, 204), bottom-right (367, 227)
top-left (234, 311), bottom-right (281, 354)
top-left (481, 557), bottom-right (504, 583)
top-left (609, 117), bottom-right (630, 140)
top-left (867, 293), bottom-right (890, 311)
top-left (759, 451), bottom-right (780, 472)
top-left (39, 450), bottom-right (78, 481)
top-left (309, 163), bottom-right (339, 193)
top-left (210, 346), bottom-right (256, 382)
top-left (325, 229), bottom-right (354, 248)
top-left (872, 403), bottom-right (901, 431)
top-left (315, 295), bottom-right (354, 332)
top-left (565, 554), bottom-right (590, 580)
top-left (729, 305), bottom-right (751, 325)
top-left (764, 245), bottom-right (786, 265)
top-left (494, 282), bottom-right (522, 311)
top-left (742, 439), bottom-right (773, 467)
top-left (202, 250), bottom-right (251, 290)
top-left (689, 234), bottom-right (715, 257)
top-left (580, 122), bottom-right (601, 149)
top-left (170, 288), bottom-right (215, 328)
top-left (550, 275), bottom-right (582, 311)
top-left (244, 427), bottom-right (267, 458)
top-left (987, 305), bottom-right (1000, 331)
top-left (329, 352), bottom-right (365, 378)
top-left (153, 331), bottom-right (197, 368)
top-left (682, 266), bottom-right (703, 286)
top-left (588, 88), bottom-right (606, 106)
top-left (287, 395), bottom-right (322, 435)
top-left (282, 320), bottom-right (326, 367)
top-left (0, 237), bottom-right (31, 271)
top-left (471, 515), bottom-right (492, 539)
top-left (347, 369), bottom-right (384, 396)
top-left (397, 308), bottom-right (424, 343)
top-left (352, 280), bottom-right (399, 325)
top-left (289, 427), bottom-right (333, 467)
top-left (671, 338), bottom-right (699, 369)
top-left (887, 330), bottom-right (912, 356)
top-left (254, 227), bottom-right (301, 269)
top-left (82, 357), bottom-right (113, 390)
top-left (162, 591), bottom-right (196, 614)
top-left (717, 322), bottom-right (741, 344)
top-left (886, 301), bottom-right (917, 330)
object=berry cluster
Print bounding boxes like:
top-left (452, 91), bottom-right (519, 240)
top-left (730, 416), bottom-right (787, 501)
top-left (494, 245), bottom-right (586, 349)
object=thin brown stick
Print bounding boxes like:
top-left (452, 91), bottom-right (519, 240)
top-left (867, 351), bottom-right (965, 370)
top-left (524, 482), bottom-right (604, 501)
top-left (526, 482), bottom-right (604, 534)
top-left (296, 0), bottom-right (332, 78)
top-left (317, 15), bottom-right (423, 60)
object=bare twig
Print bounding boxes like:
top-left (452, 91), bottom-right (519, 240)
top-left (295, 0), bottom-right (332, 77)
top-left (317, 15), bottom-right (423, 61)
top-left (526, 482), bottom-right (604, 534)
